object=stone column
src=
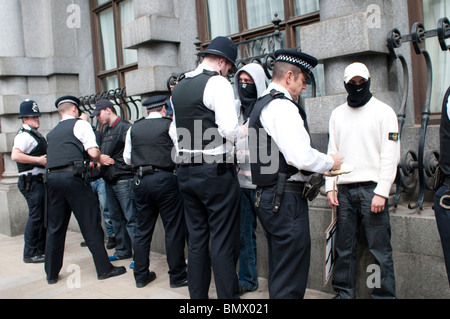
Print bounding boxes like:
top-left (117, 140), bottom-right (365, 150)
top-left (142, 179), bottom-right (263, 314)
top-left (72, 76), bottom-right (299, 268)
top-left (122, 0), bottom-right (199, 100)
top-left (0, 0), bottom-right (95, 236)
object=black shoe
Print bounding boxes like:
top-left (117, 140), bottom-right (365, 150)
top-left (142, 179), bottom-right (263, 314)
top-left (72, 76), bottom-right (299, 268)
top-left (106, 236), bottom-right (117, 249)
top-left (47, 277), bottom-right (58, 285)
top-left (170, 278), bottom-right (188, 288)
top-left (80, 241), bottom-right (87, 247)
top-left (24, 255), bottom-right (45, 264)
top-left (136, 271), bottom-right (156, 288)
top-left (98, 266), bottom-right (126, 280)
top-left (239, 285), bottom-right (257, 296)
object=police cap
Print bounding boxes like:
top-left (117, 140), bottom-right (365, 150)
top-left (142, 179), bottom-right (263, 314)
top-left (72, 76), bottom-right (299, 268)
top-left (55, 95), bottom-right (81, 109)
top-left (143, 95), bottom-right (169, 111)
top-left (274, 49), bottom-right (318, 75)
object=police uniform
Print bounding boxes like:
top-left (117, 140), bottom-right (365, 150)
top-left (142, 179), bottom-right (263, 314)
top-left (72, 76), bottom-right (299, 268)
top-left (45, 96), bottom-right (125, 284)
top-left (249, 50), bottom-right (334, 299)
top-left (123, 95), bottom-right (187, 288)
top-left (171, 36), bottom-right (242, 299)
top-left (434, 87), bottom-right (450, 285)
top-left (12, 100), bottom-right (47, 263)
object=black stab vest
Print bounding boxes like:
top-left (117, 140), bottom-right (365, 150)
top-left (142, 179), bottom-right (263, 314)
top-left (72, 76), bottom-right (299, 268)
top-left (46, 119), bottom-right (87, 170)
top-left (249, 90), bottom-right (313, 187)
top-left (171, 70), bottom-right (225, 152)
top-left (15, 127), bottom-right (47, 173)
top-left (130, 117), bottom-right (175, 170)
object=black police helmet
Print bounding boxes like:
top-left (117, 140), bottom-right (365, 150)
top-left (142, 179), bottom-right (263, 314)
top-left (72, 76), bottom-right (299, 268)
top-left (198, 36), bottom-right (237, 68)
top-left (18, 100), bottom-right (41, 118)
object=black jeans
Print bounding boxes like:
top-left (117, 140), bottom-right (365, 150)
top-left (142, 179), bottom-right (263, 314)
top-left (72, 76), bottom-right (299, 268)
top-left (332, 183), bottom-right (396, 299)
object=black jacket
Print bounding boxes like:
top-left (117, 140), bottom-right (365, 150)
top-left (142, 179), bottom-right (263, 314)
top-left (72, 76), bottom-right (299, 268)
top-left (100, 117), bottom-right (133, 183)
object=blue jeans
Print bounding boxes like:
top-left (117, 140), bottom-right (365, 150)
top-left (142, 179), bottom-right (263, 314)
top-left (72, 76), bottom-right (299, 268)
top-left (239, 188), bottom-right (258, 291)
top-left (433, 184), bottom-right (450, 285)
top-left (105, 178), bottom-right (137, 258)
top-left (332, 183), bottom-right (396, 299)
top-left (90, 178), bottom-right (114, 237)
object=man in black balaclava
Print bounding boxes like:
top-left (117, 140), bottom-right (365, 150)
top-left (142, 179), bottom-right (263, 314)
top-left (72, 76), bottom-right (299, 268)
top-left (326, 62), bottom-right (400, 299)
top-left (233, 63), bottom-right (267, 296)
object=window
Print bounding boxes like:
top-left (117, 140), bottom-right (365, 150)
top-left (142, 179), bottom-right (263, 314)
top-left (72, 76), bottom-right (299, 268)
top-left (90, 0), bottom-right (138, 92)
top-left (423, 0), bottom-right (449, 115)
top-left (196, 0), bottom-right (323, 102)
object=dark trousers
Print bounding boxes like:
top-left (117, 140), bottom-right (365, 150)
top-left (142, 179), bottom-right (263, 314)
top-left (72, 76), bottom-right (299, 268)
top-left (18, 177), bottom-right (46, 258)
top-left (256, 189), bottom-right (310, 299)
top-left (177, 163), bottom-right (240, 299)
top-left (132, 171), bottom-right (187, 284)
top-left (434, 183), bottom-right (450, 285)
top-left (45, 171), bottom-right (112, 280)
top-left (333, 183), bottom-right (396, 299)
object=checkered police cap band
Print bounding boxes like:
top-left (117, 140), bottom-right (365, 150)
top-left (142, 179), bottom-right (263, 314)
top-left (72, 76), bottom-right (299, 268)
top-left (57, 99), bottom-right (79, 107)
top-left (146, 101), bottom-right (166, 109)
top-left (276, 54), bottom-right (314, 72)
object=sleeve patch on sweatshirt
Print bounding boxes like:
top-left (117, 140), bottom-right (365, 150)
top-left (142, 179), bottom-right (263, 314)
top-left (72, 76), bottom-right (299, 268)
top-left (389, 132), bottom-right (399, 141)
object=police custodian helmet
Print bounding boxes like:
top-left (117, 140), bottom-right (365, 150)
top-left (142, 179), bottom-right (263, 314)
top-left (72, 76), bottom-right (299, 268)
top-left (18, 100), bottom-right (41, 118)
top-left (197, 36), bottom-right (238, 68)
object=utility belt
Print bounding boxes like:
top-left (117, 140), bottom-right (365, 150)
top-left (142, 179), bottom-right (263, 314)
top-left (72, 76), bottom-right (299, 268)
top-left (135, 165), bottom-right (173, 178)
top-left (19, 173), bottom-right (44, 192)
top-left (46, 161), bottom-right (99, 183)
top-left (134, 165), bottom-right (174, 186)
top-left (255, 172), bottom-right (324, 213)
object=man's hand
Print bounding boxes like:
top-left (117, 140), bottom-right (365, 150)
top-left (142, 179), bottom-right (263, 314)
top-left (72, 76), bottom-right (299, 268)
top-left (330, 154), bottom-right (343, 172)
top-left (327, 190), bottom-right (339, 208)
top-left (37, 155), bottom-right (47, 167)
top-left (371, 194), bottom-right (386, 214)
top-left (240, 124), bottom-right (248, 139)
top-left (99, 154), bottom-right (115, 167)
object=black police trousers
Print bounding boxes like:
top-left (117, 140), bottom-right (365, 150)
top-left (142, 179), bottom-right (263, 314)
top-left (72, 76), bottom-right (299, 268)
top-left (132, 171), bottom-right (187, 285)
top-left (45, 171), bottom-right (113, 280)
top-left (256, 188), bottom-right (310, 299)
top-left (177, 163), bottom-right (240, 299)
top-left (18, 175), bottom-right (46, 259)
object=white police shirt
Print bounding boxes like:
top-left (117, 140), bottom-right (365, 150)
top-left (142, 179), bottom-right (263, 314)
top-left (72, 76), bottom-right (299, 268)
top-left (61, 115), bottom-right (99, 151)
top-left (259, 82), bottom-right (334, 182)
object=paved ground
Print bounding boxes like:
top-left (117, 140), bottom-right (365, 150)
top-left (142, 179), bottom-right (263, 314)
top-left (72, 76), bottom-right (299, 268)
top-left (0, 230), bottom-right (333, 300)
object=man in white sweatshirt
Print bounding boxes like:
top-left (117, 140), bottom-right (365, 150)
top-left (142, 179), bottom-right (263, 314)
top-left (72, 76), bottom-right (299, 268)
top-left (326, 62), bottom-right (400, 299)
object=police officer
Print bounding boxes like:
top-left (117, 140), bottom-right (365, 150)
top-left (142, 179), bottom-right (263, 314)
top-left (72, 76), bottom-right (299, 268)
top-left (11, 100), bottom-right (47, 263)
top-left (249, 49), bottom-right (342, 299)
top-left (123, 95), bottom-right (188, 289)
top-left (45, 96), bottom-right (126, 284)
top-left (434, 86), bottom-right (450, 285)
top-left (171, 36), bottom-right (246, 299)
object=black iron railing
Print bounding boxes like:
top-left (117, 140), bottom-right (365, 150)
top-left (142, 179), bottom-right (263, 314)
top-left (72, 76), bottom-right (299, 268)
top-left (78, 88), bottom-right (142, 123)
top-left (387, 17), bottom-right (450, 210)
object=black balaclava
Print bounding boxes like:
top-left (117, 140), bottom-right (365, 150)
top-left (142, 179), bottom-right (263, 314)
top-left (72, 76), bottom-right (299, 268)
top-left (239, 82), bottom-right (258, 120)
top-left (345, 79), bottom-right (373, 108)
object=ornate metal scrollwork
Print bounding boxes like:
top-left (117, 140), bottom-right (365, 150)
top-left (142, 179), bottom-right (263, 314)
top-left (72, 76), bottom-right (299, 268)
top-left (78, 87), bottom-right (141, 124)
top-left (387, 17), bottom-right (449, 210)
